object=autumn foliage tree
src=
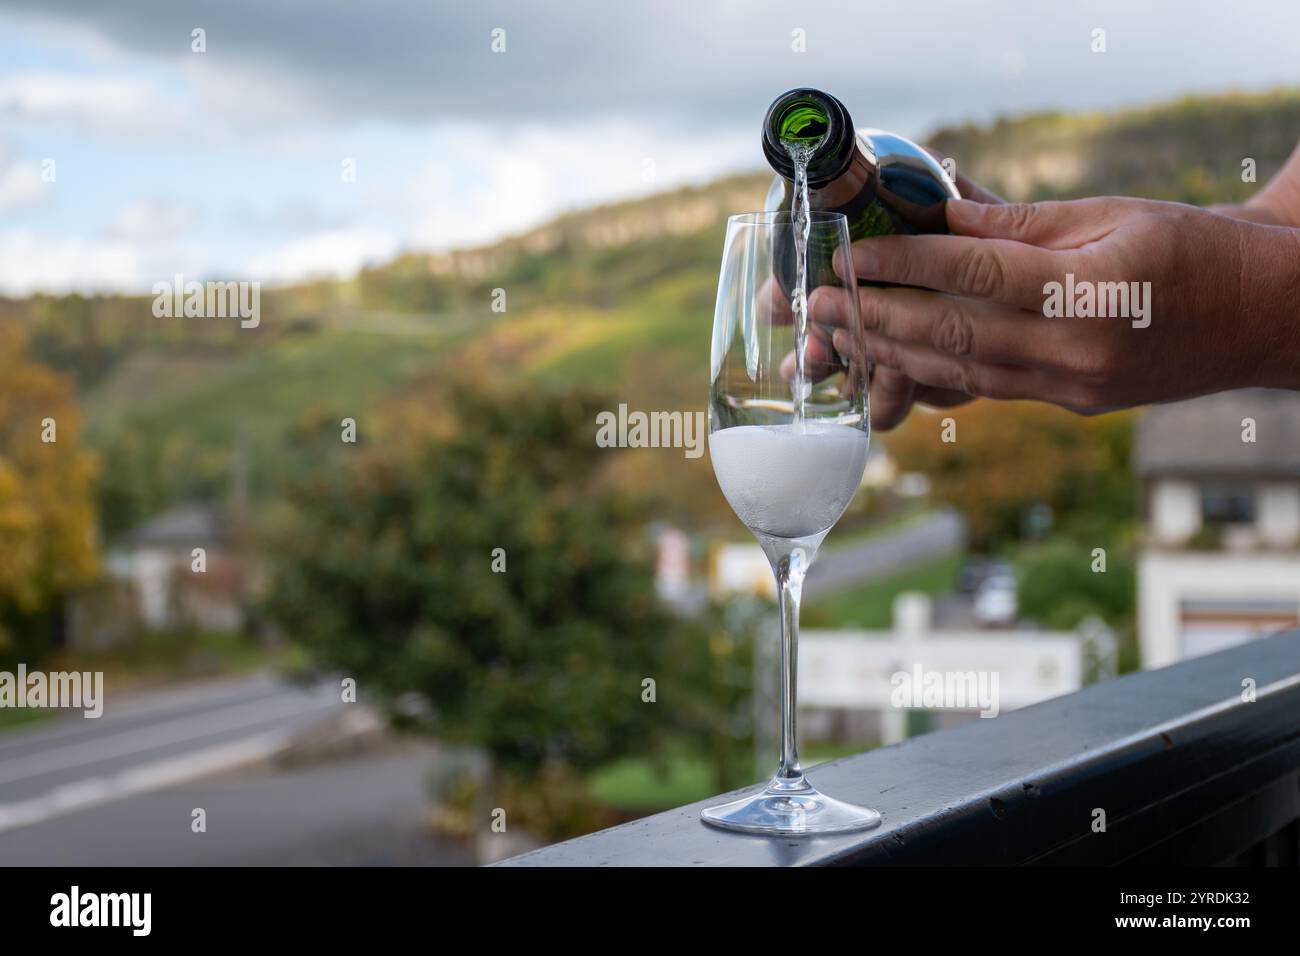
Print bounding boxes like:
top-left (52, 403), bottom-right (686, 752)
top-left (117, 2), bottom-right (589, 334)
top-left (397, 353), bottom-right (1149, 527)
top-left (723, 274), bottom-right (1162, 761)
top-left (884, 400), bottom-right (1137, 550)
top-left (0, 326), bottom-right (100, 663)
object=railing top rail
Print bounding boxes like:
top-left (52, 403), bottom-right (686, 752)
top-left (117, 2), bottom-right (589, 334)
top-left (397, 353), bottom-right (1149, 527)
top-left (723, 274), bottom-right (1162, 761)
top-left (499, 628), bottom-right (1300, 866)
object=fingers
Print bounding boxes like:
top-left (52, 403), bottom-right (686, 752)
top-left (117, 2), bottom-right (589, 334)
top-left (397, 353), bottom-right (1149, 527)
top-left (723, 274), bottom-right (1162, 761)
top-left (912, 385), bottom-right (976, 409)
top-left (757, 276), bottom-right (794, 327)
top-left (846, 233), bottom-right (1062, 309)
top-left (837, 327), bottom-right (1095, 408)
top-left (946, 196), bottom-right (1132, 250)
top-left (953, 175), bottom-right (1005, 206)
top-left (764, 278), bottom-right (855, 329)
top-left (806, 284), bottom-right (856, 330)
top-left (778, 324), bottom-right (841, 383)
top-left (853, 286), bottom-right (1080, 370)
top-left (868, 366), bottom-right (916, 431)
top-left (868, 367), bottom-right (974, 432)
top-left (946, 198), bottom-right (1073, 245)
top-left (857, 328), bottom-right (1043, 401)
top-left (778, 337), bottom-right (957, 431)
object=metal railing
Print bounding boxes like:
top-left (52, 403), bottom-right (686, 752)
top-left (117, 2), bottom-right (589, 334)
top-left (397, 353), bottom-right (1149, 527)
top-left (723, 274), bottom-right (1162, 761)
top-left (500, 628), bottom-right (1300, 866)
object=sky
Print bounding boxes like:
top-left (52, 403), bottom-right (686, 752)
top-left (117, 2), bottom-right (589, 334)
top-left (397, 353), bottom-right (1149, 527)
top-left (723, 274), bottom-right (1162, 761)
top-left (2, 0), bottom-right (1300, 295)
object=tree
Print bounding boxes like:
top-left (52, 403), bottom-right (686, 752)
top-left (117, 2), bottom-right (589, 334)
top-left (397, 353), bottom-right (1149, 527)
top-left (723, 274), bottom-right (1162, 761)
top-left (264, 379), bottom-right (689, 788)
top-left (0, 326), bottom-right (100, 662)
top-left (885, 401), bottom-right (1137, 550)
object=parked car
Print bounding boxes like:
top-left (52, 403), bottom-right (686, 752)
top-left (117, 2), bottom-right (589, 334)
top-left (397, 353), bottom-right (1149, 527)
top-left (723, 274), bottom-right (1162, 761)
top-left (973, 572), bottom-right (1018, 626)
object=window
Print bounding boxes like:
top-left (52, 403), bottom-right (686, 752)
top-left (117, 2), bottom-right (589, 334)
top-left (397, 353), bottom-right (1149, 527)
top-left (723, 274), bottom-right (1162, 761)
top-left (1200, 485), bottom-right (1255, 525)
top-left (1180, 598), bottom-right (1300, 658)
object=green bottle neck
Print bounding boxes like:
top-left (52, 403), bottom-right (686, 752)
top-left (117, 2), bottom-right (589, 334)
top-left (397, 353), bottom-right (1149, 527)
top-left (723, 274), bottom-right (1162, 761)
top-left (761, 88), bottom-right (857, 188)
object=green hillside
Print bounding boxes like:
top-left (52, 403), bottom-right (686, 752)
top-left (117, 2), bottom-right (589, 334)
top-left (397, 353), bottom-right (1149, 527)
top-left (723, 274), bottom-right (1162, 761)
top-left (930, 87), bottom-right (1300, 204)
top-left (5, 88), bottom-right (1299, 537)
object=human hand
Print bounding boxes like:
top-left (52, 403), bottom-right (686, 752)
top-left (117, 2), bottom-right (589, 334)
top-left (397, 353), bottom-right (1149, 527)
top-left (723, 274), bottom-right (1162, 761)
top-left (810, 196), bottom-right (1300, 413)
top-left (856, 158), bottom-right (1001, 430)
top-left (779, 160), bottom-right (1004, 430)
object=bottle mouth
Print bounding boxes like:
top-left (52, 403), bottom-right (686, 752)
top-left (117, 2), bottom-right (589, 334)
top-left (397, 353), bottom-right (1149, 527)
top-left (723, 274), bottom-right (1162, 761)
top-left (776, 103), bottom-right (829, 145)
top-left (762, 88), bottom-right (856, 187)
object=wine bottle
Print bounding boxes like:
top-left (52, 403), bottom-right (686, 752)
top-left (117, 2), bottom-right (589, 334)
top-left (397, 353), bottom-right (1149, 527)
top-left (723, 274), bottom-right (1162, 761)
top-left (762, 87), bottom-right (960, 245)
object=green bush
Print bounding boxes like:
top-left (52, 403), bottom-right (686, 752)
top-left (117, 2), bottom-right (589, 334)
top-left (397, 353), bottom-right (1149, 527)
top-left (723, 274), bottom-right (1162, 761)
top-left (1017, 541), bottom-right (1135, 631)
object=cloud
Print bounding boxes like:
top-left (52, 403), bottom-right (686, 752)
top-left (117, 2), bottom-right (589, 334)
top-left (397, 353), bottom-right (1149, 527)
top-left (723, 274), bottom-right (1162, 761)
top-left (399, 119), bottom-right (755, 251)
top-left (0, 230), bottom-right (143, 294)
top-left (226, 198), bottom-right (350, 235)
top-left (0, 149), bottom-right (49, 211)
top-left (0, 225), bottom-right (394, 294)
top-left (0, 70), bottom-right (187, 139)
top-left (245, 228), bottom-right (400, 283)
top-left (104, 198), bottom-right (199, 241)
top-left (4, 0), bottom-right (1300, 294)
top-left (5, 0), bottom-right (1298, 135)
top-left (0, 199), bottom-right (209, 293)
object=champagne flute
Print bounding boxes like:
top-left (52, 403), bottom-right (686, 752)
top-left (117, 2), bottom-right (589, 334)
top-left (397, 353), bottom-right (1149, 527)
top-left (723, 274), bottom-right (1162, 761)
top-left (703, 210), bottom-right (880, 835)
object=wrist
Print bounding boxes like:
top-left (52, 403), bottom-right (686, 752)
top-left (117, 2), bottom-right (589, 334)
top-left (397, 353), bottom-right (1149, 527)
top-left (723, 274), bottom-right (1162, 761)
top-left (1209, 202), bottom-right (1287, 227)
top-left (1247, 226), bottom-right (1300, 390)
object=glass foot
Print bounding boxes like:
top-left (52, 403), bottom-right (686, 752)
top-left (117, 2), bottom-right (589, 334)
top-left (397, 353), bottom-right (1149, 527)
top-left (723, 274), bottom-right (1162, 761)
top-left (701, 777), bottom-right (882, 836)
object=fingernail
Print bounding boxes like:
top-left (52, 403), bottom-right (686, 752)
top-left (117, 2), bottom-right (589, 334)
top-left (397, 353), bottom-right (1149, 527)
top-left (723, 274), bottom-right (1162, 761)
top-left (832, 248), bottom-right (853, 280)
top-left (946, 198), bottom-right (979, 222)
top-left (779, 350), bottom-right (796, 383)
top-left (809, 290), bottom-right (839, 322)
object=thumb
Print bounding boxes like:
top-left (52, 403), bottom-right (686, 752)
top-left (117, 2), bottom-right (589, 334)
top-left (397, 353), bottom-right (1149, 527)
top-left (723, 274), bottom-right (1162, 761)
top-left (946, 198), bottom-right (1069, 245)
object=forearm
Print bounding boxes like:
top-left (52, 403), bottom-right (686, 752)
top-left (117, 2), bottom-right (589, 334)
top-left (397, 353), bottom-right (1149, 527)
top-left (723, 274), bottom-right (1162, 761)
top-left (1240, 224), bottom-right (1300, 391)
top-left (1213, 143), bottom-right (1300, 228)
top-left (1208, 202), bottom-right (1291, 226)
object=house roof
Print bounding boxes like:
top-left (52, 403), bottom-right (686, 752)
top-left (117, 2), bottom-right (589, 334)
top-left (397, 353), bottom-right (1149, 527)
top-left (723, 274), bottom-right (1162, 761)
top-left (127, 504), bottom-right (229, 547)
top-left (1135, 388), bottom-right (1300, 477)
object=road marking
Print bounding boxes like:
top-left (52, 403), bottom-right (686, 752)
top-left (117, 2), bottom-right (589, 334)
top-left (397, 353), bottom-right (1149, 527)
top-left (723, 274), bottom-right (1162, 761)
top-left (0, 675), bottom-right (286, 754)
top-left (0, 693), bottom-right (337, 786)
top-left (0, 728), bottom-right (292, 833)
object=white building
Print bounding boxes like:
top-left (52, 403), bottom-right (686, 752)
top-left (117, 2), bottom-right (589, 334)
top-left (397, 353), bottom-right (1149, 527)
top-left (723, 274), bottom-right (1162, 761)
top-left (1136, 389), bottom-right (1300, 667)
top-left (796, 594), bottom-right (1115, 746)
top-left (105, 504), bottom-right (245, 633)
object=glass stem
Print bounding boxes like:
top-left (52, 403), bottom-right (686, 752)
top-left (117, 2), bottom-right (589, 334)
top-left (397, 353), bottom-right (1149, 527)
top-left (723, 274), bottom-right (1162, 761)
top-left (773, 546), bottom-right (809, 790)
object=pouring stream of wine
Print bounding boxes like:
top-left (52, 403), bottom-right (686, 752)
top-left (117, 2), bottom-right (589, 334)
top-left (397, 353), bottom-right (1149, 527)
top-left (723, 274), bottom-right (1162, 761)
top-left (782, 138), bottom-right (821, 431)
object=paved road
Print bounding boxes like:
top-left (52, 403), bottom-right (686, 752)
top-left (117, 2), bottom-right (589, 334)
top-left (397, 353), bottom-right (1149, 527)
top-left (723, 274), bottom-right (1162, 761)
top-left (0, 674), bottom-right (470, 865)
top-left (806, 508), bottom-right (967, 597)
top-left (0, 746), bottom-right (470, 866)
top-left (0, 674), bottom-right (341, 812)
